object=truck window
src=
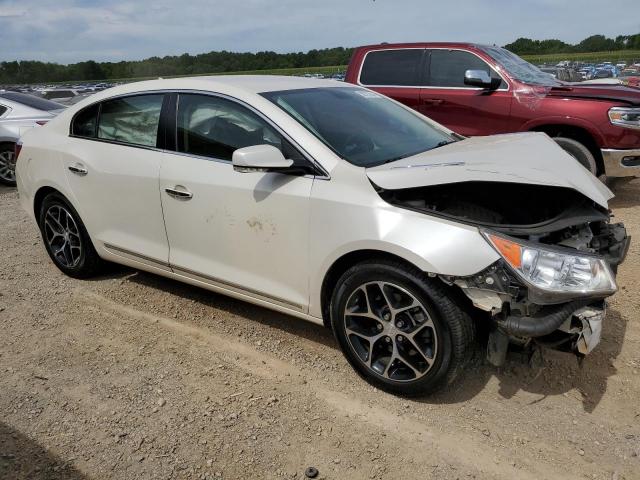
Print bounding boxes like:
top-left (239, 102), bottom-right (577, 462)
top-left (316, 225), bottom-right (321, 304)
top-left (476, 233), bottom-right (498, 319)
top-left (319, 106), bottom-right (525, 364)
top-left (428, 50), bottom-right (506, 89)
top-left (360, 49), bottom-right (423, 86)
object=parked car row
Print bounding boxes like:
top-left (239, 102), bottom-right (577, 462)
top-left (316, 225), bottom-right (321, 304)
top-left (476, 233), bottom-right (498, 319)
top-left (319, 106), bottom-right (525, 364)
top-left (0, 91), bottom-right (65, 185)
top-left (13, 64), bottom-right (631, 395)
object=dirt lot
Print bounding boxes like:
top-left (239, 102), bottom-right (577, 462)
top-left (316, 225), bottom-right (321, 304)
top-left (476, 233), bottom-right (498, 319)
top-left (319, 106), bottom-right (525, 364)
top-left (1, 180), bottom-right (639, 480)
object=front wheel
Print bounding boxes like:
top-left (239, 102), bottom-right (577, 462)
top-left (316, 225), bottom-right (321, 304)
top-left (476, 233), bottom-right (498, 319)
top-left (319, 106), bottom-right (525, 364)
top-left (330, 260), bottom-right (476, 396)
top-left (553, 137), bottom-right (598, 176)
top-left (0, 143), bottom-right (16, 186)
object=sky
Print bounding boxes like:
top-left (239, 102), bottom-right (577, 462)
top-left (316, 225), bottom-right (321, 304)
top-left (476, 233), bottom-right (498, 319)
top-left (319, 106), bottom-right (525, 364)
top-left (0, 0), bottom-right (639, 64)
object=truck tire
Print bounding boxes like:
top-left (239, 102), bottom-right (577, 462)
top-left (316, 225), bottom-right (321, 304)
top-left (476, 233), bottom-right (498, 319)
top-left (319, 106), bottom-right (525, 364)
top-left (553, 137), bottom-right (598, 176)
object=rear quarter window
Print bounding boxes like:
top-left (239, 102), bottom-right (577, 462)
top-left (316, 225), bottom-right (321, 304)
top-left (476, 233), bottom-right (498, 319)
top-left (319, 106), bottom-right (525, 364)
top-left (359, 49), bottom-right (424, 86)
top-left (71, 103), bottom-right (100, 138)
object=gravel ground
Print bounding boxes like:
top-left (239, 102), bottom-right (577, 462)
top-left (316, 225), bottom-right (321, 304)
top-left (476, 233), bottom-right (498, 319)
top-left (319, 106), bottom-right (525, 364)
top-left (1, 179), bottom-right (639, 480)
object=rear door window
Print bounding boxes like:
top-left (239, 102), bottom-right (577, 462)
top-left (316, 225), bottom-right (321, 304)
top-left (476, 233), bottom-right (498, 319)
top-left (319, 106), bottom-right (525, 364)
top-left (98, 94), bottom-right (164, 147)
top-left (359, 49), bottom-right (424, 86)
top-left (427, 50), bottom-right (506, 88)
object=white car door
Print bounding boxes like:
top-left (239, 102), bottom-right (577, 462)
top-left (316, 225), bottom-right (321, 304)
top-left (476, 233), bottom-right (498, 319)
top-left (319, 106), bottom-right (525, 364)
top-left (63, 94), bottom-right (170, 265)
top-left (159, 93), bottom-right (314, 313)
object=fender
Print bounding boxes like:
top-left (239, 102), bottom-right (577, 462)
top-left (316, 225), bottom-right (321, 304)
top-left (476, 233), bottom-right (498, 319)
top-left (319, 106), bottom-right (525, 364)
top-left (517, 116), bottom-right (606, 147)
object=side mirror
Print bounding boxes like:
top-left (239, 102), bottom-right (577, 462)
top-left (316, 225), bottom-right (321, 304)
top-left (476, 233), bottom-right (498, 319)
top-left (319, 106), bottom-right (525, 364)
top-left (464, 69), bottom-right (502, 90)
top-left (232, 144), bottom-right (294, 173)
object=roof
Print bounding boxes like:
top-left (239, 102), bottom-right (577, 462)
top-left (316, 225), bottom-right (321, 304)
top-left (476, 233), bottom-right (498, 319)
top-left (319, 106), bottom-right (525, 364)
top-left (94, 75), bottom-right (345, 99)
top-left (353, 42), bottom-right (493, 51)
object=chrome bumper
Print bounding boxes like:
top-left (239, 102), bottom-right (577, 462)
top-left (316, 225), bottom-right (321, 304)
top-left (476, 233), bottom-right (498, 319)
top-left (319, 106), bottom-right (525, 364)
top-left (602, 148), bottom-right (640, 177)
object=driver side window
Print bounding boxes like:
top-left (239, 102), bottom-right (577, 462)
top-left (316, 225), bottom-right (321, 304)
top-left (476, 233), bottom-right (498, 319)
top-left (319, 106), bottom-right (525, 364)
top-left (177, 94), bottom-right (283, 161)
top-left (427, 50), bottom-right (506, 89)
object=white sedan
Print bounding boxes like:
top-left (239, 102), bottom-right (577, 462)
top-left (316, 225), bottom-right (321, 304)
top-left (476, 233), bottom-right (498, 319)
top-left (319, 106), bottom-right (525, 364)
top-left (16, 76), bottom-right (629, 395)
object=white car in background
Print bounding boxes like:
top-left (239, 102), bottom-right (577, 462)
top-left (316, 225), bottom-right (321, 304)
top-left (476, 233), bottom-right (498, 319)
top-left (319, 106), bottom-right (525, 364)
top-left (15, 76), bottom-right (629, 395)
top-left (0, 91), bottom-right (65, 185)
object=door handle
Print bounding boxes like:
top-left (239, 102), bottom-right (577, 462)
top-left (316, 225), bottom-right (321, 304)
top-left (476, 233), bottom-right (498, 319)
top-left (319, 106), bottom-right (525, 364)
top-left (422, 98), bottom-right (444, 106)
top-left (68, 164), bottom-right (88, 176)
top-left (165, 186), bottom-right (193, 200)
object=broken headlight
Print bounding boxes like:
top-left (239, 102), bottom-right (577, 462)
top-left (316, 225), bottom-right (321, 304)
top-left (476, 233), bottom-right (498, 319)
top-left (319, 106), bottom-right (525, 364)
top-left (483, 231), bottom-right (617, 303)
top-left (608, 107), bottom-right (640, 130)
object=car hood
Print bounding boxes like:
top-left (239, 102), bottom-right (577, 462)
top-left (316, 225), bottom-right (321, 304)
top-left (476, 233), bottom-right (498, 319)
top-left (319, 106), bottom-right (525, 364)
top-left (549, 83), bottom-right (640, 105)
top-left (366, 132), bottom-right (613, 208)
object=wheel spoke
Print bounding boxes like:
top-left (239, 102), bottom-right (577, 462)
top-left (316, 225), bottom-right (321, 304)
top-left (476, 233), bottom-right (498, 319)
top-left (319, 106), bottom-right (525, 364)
top-left (343, 280), bottom-right (438, 383)
top-left (43, 204), bottom-right (82, 268)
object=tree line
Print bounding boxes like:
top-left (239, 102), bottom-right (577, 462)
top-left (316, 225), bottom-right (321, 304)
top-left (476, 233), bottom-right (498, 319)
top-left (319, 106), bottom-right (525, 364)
top-left (0, 48), bottom-right (353, 85)
top-left (1, 33), bottom-right (639, 85)
top-left (505, 33), bottom-right (640, 55)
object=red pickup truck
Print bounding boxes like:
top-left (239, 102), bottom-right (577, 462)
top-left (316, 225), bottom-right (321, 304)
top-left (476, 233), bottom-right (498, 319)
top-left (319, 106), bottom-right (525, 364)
top-left (345, 43), bottom-right (640, 178)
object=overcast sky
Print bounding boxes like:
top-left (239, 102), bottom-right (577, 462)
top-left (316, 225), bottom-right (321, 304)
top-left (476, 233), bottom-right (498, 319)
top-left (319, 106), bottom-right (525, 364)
top-left (1, 0), bottom-right (639, 64)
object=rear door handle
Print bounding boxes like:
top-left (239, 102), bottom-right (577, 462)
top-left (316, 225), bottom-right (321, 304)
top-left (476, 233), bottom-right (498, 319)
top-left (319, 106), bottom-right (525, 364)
top-left (68, 164), bottom-right (88, 176)
top-left (422, 98), bottom-right (444, 106)
top-left (165, 186), bottom-right (193, 200)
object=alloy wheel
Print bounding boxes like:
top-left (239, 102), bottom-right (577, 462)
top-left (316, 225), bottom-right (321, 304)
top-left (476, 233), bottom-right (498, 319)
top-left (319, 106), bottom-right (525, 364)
top-left (0, 149), bottom-right (15, 183)
top-left (343, 281), bottom-right (438, 382)
top-left (43, 205), bottom-right (83, 268)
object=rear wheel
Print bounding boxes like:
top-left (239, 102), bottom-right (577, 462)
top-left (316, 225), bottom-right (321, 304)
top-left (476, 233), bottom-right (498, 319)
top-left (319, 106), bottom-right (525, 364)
top-left (553, 137), bottom-right (598, 176)
top-left (330, 260), bottom-right (475, 396)
top-left (0, 143), bottom-right (16, 186)
top-left (38, 193), bottom-right (104, 278)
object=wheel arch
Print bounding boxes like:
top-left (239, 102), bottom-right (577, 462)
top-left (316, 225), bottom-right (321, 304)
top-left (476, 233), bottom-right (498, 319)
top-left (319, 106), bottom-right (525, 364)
top-left (524, 121), bottom-right (605, 175)
top-left (319, 249), bottom-right (428, 328)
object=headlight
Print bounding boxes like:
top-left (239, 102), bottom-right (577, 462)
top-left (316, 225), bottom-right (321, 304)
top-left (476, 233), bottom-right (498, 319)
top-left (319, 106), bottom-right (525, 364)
top-left (483, 232), bottom-right (616, 303)
top-left (609, 107), bottom-right (640, 130)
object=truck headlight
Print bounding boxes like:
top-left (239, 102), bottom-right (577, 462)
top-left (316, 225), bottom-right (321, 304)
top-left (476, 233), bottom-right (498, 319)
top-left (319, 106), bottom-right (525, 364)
top-left (609, 107), bottom-right (640, 130)
top-left (483, 232), bottom-right (617, 303)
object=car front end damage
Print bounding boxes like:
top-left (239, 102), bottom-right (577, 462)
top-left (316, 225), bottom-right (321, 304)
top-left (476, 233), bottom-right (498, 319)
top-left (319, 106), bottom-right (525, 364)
top-left (378, 179), bottom-right (630, 365)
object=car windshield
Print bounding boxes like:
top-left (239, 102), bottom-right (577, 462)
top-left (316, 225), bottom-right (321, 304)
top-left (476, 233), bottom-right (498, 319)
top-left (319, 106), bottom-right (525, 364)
top-left (261, 87), bottom-right (457, 167)
top-left (0, 91), bottom-right (65, 112)
top-left (480, 46), bottom-right (562, 87)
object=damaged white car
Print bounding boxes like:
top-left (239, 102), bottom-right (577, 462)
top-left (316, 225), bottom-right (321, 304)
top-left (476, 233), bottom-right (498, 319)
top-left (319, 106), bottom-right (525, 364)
top-left (15, 77), bottom-right (630, 395)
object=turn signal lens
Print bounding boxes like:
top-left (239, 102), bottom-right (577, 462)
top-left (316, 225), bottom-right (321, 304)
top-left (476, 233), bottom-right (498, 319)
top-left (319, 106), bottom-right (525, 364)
top-left (487, 234), bottom-right (522, 269)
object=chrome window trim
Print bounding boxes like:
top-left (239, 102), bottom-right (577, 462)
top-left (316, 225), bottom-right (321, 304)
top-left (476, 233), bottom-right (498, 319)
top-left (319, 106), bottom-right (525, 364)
top-left (68, 89), bottom-right (331, 180)
top-left (357, 47), bottom-right (511, 92)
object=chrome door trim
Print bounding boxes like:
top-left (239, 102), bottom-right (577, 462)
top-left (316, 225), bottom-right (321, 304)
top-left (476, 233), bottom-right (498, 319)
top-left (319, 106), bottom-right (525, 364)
top-left (171, 265), bottom-right (305, 312)
top-left (103, 243), bottom-right (304, 312)
top-left (357, 46), bottom-right (511, 92)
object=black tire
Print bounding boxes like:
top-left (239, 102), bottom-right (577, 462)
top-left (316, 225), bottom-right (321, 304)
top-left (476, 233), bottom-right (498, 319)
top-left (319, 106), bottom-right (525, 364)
top-left (38, 192), bottom-right (104, 278)
top-left (553, 137), bottom-right (598, 175)
top-left (330, 259), bottom-right (476, 396)
top-left (0, 142), bottom-right (16, 186)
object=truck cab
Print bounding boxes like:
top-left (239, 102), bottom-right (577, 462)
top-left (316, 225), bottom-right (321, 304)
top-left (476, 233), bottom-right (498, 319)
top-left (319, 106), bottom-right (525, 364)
top-left (345, 42), bottom-right (640, 178)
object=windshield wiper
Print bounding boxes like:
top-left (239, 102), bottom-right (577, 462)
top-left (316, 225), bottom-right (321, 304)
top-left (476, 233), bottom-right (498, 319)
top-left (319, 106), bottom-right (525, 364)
top-left (377, 140), bottom-right (457, 166)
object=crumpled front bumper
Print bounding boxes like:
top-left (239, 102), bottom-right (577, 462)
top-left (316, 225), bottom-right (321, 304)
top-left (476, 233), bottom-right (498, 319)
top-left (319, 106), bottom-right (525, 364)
top-left (557, 305), bottom-right (605, 355)
top-left (602, 148), bottom-right (640, 177)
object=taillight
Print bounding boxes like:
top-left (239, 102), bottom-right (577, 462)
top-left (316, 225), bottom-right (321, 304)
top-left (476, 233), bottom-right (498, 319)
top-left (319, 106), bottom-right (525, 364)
top-left (14, 141), bottom-right (22, 160)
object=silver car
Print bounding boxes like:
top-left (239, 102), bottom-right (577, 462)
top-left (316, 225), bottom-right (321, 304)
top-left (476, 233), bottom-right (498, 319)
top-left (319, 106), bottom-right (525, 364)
top-left (0, 91), bottom-right (64, 185)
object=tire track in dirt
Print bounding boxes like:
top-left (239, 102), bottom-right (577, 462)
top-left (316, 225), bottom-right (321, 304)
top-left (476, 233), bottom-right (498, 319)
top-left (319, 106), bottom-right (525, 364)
top-left (78, 288), bottom-right (583, 480)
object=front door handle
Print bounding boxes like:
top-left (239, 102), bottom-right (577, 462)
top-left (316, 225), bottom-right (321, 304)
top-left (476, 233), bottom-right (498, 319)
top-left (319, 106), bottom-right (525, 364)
top-left (165, 186), bottom-right (193, 200)
top-left (422, 98), bottom-right (444, 106)
top-left (68, 164), bottom-right (88, 176)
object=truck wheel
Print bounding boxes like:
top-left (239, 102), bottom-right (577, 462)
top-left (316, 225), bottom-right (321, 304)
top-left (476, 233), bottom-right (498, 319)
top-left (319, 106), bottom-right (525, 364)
top-left (330, 259), bottom-right (476, 396)
top-left (553, 137), bottom-right (598, 176)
